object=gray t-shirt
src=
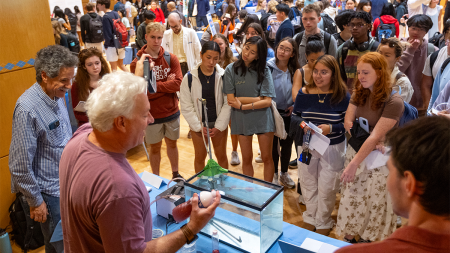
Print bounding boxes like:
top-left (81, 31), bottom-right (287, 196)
top-left (296, 30), bottom-right (338, 68)
top-left (223, 63), bottom-right (276, 135)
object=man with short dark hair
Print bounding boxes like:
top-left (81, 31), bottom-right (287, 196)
top-left (294, 3), bottom-right (338, 67)
top-left (97, 0), bottom-right (128, 72)
top-left (136, 10), bottom-right (156, 49)
top-left (398, 14), bottom-right (437, 110)
top-left (80, 2), bottom-right (104, 53)
top-left (274, 3), bottom-right (294, 47)
top-left (337, 11), bottom-right (379, 92)
top-left (333, 10), bottom-right (354, 47)
top-left (336, 116), bottom-right (450, 253)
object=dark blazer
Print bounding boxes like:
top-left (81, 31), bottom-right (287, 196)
top-left (275, 19), bottom-right (294, 47)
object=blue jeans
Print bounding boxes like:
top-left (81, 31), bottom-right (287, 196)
top-left (20, 193), bottom-right (61, 253)
top-left (196, 16), bottom-right (208, 28)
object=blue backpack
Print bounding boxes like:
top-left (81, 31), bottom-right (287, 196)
top-left (215, 0), bottom-right (224, 17)
top-left (389, 87), bottom-right (418, 126)
top-left (375, 18), bottom-right (396, 42)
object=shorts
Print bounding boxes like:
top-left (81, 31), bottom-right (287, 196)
top-left (85, 42), bottom-right (103, 54)
top-left (105, 47), bottom-right (125, 62)
top-left (145, 118), bottom-right (180, 144)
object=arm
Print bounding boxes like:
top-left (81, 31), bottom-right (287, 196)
top-left (397, 44), bottom-right (417, 72)
top-left (80, 18), bottom-right (87, 43)
top-left (292, 69), bottom-right (302, 102)
top-left (9, 110), bottom-right (43, 207)
top-left (102, 15), bottom-right (113, 48)
top-left (214, 80), bottom-right (232, 132)
top-left (179, 75), bottom-right (203, 132)
top-left (427, 70), bottom-right (443, 111)
top-left (136, 26), bottom-right (146, 48)
top-left (421, 74), bottom-right (433, 109)
top-left (237, 96), bottom-right (272, 110)
top-left (63, 22), bottom-right (71, 30)
top-left (337, 45), bottom-right (347, 83)
top-left (408, 0), bottom-right (429, 9)
top-left (192, 31), bottom-right (202, 66)
top-left (395, 76), bottom-right (414, 103)
top-left (438, 8), bottom-right (443, 32)
top-left (344, 103), bottom-right (357, 134)
top-left (237, 97), bottom-right (262, 104)
top-left (159, 9), bottom-right (165, 23)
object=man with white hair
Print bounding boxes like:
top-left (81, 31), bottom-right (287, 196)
top-left (9, 45), bottom-right (77, 253)
top-left (59, 71), bottom-right (221, 253)
top-left (162, 12), bottom-right (202, 76)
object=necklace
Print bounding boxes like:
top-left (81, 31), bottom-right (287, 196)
top-left (318, 93), bottom-right (328, 103)
top-left (205, 74), bottom-right (212, 83)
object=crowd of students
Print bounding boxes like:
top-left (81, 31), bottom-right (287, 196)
top-left (9, 0), bottom-right (450, 252)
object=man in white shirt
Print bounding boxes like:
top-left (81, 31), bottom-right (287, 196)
top-left (162, 13), bottom-right (202, 76)
top-left (407, 0), bottom-right (430, 19)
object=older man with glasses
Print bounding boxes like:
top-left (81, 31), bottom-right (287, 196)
top-left (9, 45), bottom-right (78, 253)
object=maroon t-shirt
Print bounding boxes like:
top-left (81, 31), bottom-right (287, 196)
top-left (336, 226), bottom-right (450, 253)
top-left (59, 124), bottom-right (152, 253)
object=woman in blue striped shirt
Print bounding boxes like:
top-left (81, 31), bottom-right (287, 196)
top-left (293, 55), bottom-right (350, 236)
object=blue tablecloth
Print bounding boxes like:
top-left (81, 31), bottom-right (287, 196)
top-left (50, 173), bottom-right (349, 252)
top-left (123, 46), bottom-right (137, 65)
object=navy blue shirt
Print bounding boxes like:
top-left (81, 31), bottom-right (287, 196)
top-left (275, 19), bottom-right (294, 47)
top-left (102, 11), bottom-right (120, 48)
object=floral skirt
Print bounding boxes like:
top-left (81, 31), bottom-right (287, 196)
top-left (335, 146), bottom-right (397, 241)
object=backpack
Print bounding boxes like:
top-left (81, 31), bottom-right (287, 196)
top-left (88, 14), bottom-right (104, 43)
top-left (9, 193), bottom-right (45, 252)
top-left (388, 89), bottom-right (418, 127)
top-left (260, 12), bottom-right (271, 31)
top-left (137, 51), bottom-right (171, 68)
top-left (321, 14), bottom-right (337, 35)
top-left (67, 32), bottom-right (81, 53)
top-left (295, 31), bottom-right (332, 55)
top-left (131, 5), bottom-right (138, 18)
top-left (113, 17), bottom-right (129, 49)
top-left (375, 18), bottom-right (396, 42)
top-left (429, 32), bottom-right (445, 49)
top-left (67, 13), bottom-right (78, 34)
top-left (266, 14), bottom-right (282, 40)
top-left (215, 0), bottom-right (224, 17)
top-left (290, 7), bottom-right (301, 27)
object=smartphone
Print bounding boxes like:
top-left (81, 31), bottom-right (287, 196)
top-left (143, 59), bottom-right (150, 81)
top-left (359, 117), bottom-right (370, 133)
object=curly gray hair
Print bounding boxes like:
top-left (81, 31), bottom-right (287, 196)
top-left (34, 45), bottom-right (78, 83)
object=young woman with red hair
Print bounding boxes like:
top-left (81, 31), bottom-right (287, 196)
top-left (336, 52), bottom-right (404, 243)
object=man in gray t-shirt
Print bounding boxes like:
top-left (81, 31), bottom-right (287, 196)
top-left (294, 3), bottom-right (337, 67)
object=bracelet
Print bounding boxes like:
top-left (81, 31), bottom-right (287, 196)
top-left (252, 103), bottom-right (254, 110)
top-left (240, 103), bottom-right (243, 110)
top-left (329, 124), bottom-right (332, 133)
top-left (180, 224), bottom-right (196, 244)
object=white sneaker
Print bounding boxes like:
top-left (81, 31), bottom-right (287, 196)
top-left (255, 152), bottom-right (263, 163)
top-left (272, 173), bottom-right (279, 185)
top-left (279, 172), bottom-right (295, 189)
top-left (230, 151), bottom-right (240, 165)
top-left (298, 194), bottom-right (305, 204)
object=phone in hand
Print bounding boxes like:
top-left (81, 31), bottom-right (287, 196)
top-left (359, 117), bottom-right (370, 133)
top-left (143, 59), bottom-right (150, 81)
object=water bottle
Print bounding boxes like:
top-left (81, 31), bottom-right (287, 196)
top-left (0, 229), bottom-right (12, 253)
top-left (212, 229), bottom-right (219, 253)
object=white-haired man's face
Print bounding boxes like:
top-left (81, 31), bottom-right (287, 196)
top-left (123, 93), bottom-right (153, 149)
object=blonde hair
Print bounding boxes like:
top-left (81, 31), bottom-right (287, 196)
top-left (268, 0), bottom-right (279, 13)
top-left (146, 22), bottom-right (165, 34)
top-left (51, 20), bottom-right (67, 45)
top-left (256, 0), bottom-right (265, 12)
top-left (302, 2), bottom-right (321, 16)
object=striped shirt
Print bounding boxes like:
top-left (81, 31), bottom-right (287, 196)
top-left (293, 90), bottom-right (350, 145)
top-left (9, 83), bottom-right (72, 207)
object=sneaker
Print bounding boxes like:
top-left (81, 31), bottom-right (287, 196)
top-left (272, 173), bottom-right (279, 185)
top-left (172, 172), bottom-right (184, 179)
top-left (230, 151), bottom-right (241, 165)
top-left (279, 172), bottom-right (295, 189)
top-left (187, 132), bottom-right (192, 139)
top-left (255, 154), bottom-right (263, 163)
top-left (298, 194), bottom-right (305, 204)
top-left (289, 159), bottom-right (297, 169)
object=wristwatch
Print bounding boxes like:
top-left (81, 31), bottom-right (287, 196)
top-left (180, 224), bottom-right (198, 244)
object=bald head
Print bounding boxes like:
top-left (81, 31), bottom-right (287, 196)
top-left (168, 13), bottom-right (182, 34)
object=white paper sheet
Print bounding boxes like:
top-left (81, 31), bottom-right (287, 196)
top-left (141, 171), bottom-right (166, 189)
top-left (301, 238), bottom-right (324, 252)
top-left (317, 243), bottom-right (339, 253)
top-left (74, 101), bottom-right (86, 112)
top-left (364, 149), bottom-right (390, 170)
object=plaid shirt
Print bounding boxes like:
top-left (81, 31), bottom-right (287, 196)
top-left (9, 83), bottom-right (72, 207)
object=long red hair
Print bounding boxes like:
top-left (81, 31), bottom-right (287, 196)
top-left (352, 52), bottom-right (392, 110)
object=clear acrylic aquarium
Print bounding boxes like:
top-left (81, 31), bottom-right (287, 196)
top-left (184, 171), bottom-right (284, 253)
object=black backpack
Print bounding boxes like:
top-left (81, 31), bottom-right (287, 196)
top-left (375, 18), bottom-right (396, 42)
top-left (67, 32), bottom-right (81, 54)
top-left (260, 12), bottom-right (271, 31)
top-left (89, 14), bottom-right (104, 43)
top-left (9, 194), bottom-right (45, 252)
top-left (429, 32), bottom-right (445, 49)
top-left (295, 31), bottom-right (332, 54)
top-left (67, 13), bottom-right (78, 34)
top-left (321, 14), bottom-right (337, 35)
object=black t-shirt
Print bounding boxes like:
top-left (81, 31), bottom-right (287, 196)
top-left (198, 67), bottom-right (217, 123)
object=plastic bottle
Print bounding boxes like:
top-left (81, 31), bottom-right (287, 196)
top-left (172, 190), bottom-right (216, 223)
top-left (212, 230), bottom-right (219, 253)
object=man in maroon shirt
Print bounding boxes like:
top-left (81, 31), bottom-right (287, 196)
top-left (59, 72), bottom-right (220, 253)
top-left (336, 116), bottom-right (450, 253)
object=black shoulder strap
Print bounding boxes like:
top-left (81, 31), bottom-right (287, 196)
top-left (441, 58), bottom-right (450, 75)
top-left (324, 32), bottom-right (331, 54)
top-left (268, 66), bottom-right (274, 73)
top-left (342, 40), bottom-right (350, 63)
top-left (295, 32), bottom-right (304, 48)
top-left (188, 71), bottom-right (192, 91)
top-left (163, 51), bottom-right (171, 66)
top-left (300, 68), bottom-right (306, 87)
top-left (430, 49), bottom-right (440, 72)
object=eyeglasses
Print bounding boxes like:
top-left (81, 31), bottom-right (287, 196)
top-left (348, 23), bottom-right (367, 28)
top-left (313, 69), bottom-right (330, 76)
top-left (380, 38), bottom-right (397, 48)
top-left (278, 46), bottom-right (293, 54)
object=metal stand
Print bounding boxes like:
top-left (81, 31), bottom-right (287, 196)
top-left (198, 98), bottom-right (213, 160)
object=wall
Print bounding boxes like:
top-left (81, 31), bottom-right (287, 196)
top-left (0, 0), bottom-right (54, 229)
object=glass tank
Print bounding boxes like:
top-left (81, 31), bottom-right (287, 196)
top-left (184, 171), bottom-right (284, 253)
